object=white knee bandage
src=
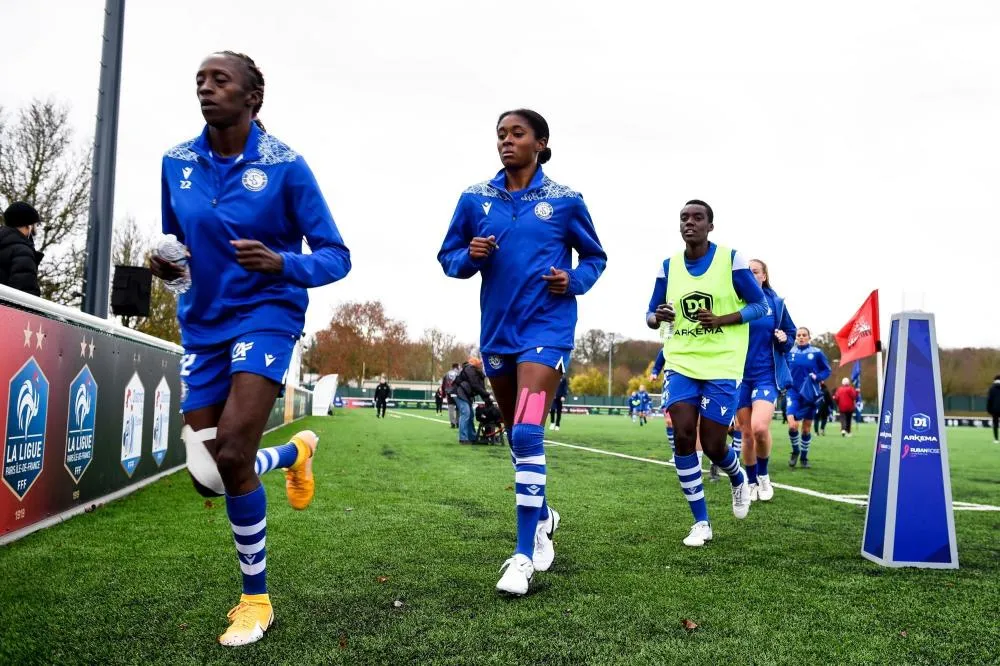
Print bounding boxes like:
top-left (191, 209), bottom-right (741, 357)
top-left (182, 426), bottom-right (224, 495)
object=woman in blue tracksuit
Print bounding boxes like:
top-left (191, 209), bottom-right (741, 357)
top-left (786, 327), bottom-right (832, 468)
top-left (438, 108), bottom-right (606, 596)
top-left (151, 52), bottom-right (351, 646)
top-left (736, 259), bottom-right (796, 502)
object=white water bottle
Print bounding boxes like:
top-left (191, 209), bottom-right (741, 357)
top-left (156, 234), bottom-right (191, 295)
top-left (663, 300), bottom-right (675, 339)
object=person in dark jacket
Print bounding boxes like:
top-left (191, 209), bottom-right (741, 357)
top-left (816, 381), bottom-right (833, 436)
top-left (548, 375), bottom-right (569, 431)
top-left (0, 202), bottom-right (43, 296)
top-left (434, 387), bottom-right (444, 414)
top-left (374, 375), bottom-right (391, 418)
top-left (455, 357), bottom-right (492, 443)
top-left (988, 375), bottom-right (1000, 443)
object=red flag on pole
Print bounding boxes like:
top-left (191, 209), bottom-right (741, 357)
top-left (835, 290), bottom-right (881, 364)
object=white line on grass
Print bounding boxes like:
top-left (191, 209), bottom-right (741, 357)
top-left (393, 411), bottom-right (1000, 511)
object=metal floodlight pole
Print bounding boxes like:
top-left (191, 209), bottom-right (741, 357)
top-left (607, 332), bottom-right (614, 397)
top-left (82, 0), bottom-right (126, 317)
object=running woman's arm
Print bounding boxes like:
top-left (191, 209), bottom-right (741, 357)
top-left (279, 159), bottom-right (352, 288)
top-left (694, 251), bottom-right (767, 327)
top-left (152, 159), bottom-right (186, 281)
top-left (645, 260), bottom-right (674, 329)
top-left (775, 303), bottom-right (797, 354)
top-left (564, 198), bottom-right (607, 295)
top-left (438, 195), bottom-right (486, 279)
top-left (652, 349), bottom-right (666, 377)
top-left (815, 350), bottom-right (832, 381)
top-left (731, 250), bottom-right (768, 322)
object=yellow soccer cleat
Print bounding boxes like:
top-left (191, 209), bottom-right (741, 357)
top-left (284, 430), bottom-right (319, 510)
top-left (218, 593), bottom-right (274, 647)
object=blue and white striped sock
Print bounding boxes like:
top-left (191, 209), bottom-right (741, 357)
top-left (731, 430), bottom-right (743, 454)
top-left (666, 426), bottom-right (676, 455)
top-left (715, 447), bottom-right (746, 487)
top-left (675, 453), bottom-right (709, 523)
top-left (511, 446), bottom-right (549, 521)
top-left (254, 441), bottom-right (300, 476)
top-left (789, 428), bottom-right (801, 454)
top-left (226, 484), bottom-right (267, 595)
top-left (511, 424), bottom-right (546, 558)
top-left (801, 433), bottom-right (812, 460)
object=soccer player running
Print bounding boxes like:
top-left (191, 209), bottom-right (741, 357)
top-left (786, 327), bottom-right (832, 468)
top-left (637, 385), bottom-right (652, 426)
top-left (736, 259), bottom-right (797, 502)
top-left (151, 52), bottom-right (351, 645)
top-left (438, 108), bottom-right (606, 595)
top-left (646, 200), bottom-right (768, 547)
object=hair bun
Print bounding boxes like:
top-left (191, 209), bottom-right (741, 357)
top-left (538, 147), bottom-right (552, 164)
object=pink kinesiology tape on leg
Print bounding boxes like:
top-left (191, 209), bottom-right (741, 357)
top-left (515, 390), bottom-right (548, 425)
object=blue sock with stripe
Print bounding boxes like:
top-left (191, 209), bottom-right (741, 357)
top-left (746, 461), bottom-right (758, 485)
top-left (226, 484), bottom-right (267, 595)
top-left (254, 441), bottom-right (300, 476)
top-left (511, 446), bottom-right (549, 521)
top-left (731, 430), bottom-right (742, 454)
top-left (675, 453), bottom-right (709, 523)
top-left (511, 424), bottom-right (546, 558)
top-left (714, 447), bottom-right (746, 487)
top-left (666, 426), bottom-right (675, 455)
top-left (758, 455), bottom-right (770, 476)
top-left (801, 433), bottom-right (812, 461)
top-left (789, 428), bottom-right (801, 454)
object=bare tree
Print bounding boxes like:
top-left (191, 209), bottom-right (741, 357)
top-left (0, 100), bottom-right (92, 306)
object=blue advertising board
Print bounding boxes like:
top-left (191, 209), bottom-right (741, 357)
top-left (861, 312), bottom-right (958, 568)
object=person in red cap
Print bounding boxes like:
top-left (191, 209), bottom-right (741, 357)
top-left (0, 201), bottom-right (42, 296)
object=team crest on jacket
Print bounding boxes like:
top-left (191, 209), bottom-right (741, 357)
top-left (488, 355), bottom-right (503, 369)
top-left (242, 168), bottom-right (268, 192)
top-left (534, 202), bottom-right (553, 220)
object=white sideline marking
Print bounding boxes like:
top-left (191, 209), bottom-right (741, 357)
top-left (394, 411), bottom-right (1000, 512)
top-left (389, 414), bottom-right (402, 419)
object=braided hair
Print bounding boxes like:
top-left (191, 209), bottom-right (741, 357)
top-left (217, 50), bottom-right (266, 132)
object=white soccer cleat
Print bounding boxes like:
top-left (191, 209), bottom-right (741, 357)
top-left (554, 425), bottom-right (560, 431)
top-left (496, 554), bottom-right (534, 595)
top-left (758, 475), bottom-right (774, 501)
top-left (532, 508), bottom-right (560, 572)
top-left (549, 423), bottom-right (556, 431)
top-left (732, 477), bottom-right (751, 519)
top-left (748, 483), bottom-right (760, 503)
top-left (683, 521), bottom-right (713, 547)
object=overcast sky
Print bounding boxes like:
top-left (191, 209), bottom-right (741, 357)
top-left (3, 1), bottom-right (998, 351)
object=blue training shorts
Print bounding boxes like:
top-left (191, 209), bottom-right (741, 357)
top-left (180, 332), bottom-right (298, 412)
top-left (785, 388), bottom-right (817, 421)
top-left (663, 371), bottom-right (740, 426)
top-left (738, 374), bottom-right (780, 410)
top-left (482, 347), bottom-right (571, 378)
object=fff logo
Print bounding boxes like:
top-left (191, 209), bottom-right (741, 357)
top-left (911, 413), bottom-right (931, 432)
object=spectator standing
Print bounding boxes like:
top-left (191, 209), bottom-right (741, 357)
top-left (987, 374), bottom-right (1000, 444)
top-left (833, 378), bottom-right (859, 437)
top-left (374, 376), bottom-right (391, 418)
top-left (0, 202), bottom-right (43, 296)
top-left (442, 363), bottom-right (461, 428)
top-left (454, 357), bottom-right (492, 444)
